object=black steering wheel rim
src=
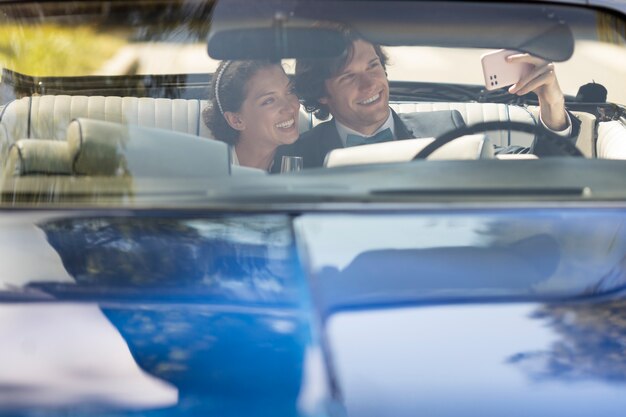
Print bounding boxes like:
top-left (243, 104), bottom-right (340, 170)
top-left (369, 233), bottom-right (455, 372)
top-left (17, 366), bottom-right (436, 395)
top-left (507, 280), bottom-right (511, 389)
top-left (412, 121), bottom-right (584, 160)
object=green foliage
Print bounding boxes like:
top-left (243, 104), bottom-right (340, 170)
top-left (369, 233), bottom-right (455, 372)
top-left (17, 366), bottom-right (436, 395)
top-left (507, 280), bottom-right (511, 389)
top-left (0, 24), bottom-right (126, 76)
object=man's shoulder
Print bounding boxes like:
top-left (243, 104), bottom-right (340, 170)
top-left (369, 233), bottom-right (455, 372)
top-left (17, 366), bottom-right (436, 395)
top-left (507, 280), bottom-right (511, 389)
top-left (396, 109), bottom-right (465, 138)
top-left (299, 119), bottom-right (336, 141)
top-left (398, 109), bottom-right (465, 126)
top-left (284, 118), bottom-right (337, 152)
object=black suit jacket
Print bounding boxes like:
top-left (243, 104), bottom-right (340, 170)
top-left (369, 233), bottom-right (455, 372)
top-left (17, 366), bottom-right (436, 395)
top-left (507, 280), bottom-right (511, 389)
top-left (272, 108), bottom-right (581, 171)
top-left (273, 109), bottom-right (465, 170)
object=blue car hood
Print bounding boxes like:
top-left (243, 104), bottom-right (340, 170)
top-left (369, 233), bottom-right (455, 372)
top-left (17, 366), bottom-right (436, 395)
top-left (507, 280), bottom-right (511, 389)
top-left (1, 208), bottom-right (626, 416)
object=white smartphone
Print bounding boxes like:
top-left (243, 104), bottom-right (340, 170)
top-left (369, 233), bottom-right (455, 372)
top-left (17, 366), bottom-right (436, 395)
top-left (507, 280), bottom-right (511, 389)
top-left (481, 49), bottom-right (533, 91)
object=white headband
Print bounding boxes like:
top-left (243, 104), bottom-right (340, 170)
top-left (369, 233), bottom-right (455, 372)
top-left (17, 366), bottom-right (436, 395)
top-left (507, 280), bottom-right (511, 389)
top-left (214, 60), bottom-right (231, 115)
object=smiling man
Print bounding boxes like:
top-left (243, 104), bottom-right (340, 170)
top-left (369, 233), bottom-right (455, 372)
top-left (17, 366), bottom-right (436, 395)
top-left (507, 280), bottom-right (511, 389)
top-left (274, 25), bottom-right (580, 169)
top-left (319, 39), bottom-right (391, 136)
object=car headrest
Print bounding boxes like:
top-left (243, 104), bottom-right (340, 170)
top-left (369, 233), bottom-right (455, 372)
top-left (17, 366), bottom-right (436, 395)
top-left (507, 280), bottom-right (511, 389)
top-left (3, 139), bottom-right (72, 177)
top-left (66, 118), bottom-right (231, 178)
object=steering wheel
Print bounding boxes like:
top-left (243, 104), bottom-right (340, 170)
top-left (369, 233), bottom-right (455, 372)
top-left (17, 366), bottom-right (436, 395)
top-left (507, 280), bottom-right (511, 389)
top-left (412, 121), bottom-right (584, 160)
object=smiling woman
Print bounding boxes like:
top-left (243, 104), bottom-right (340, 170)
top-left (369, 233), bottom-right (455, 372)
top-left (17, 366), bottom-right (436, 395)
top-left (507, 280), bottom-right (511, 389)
top-left (203, 60), bottom-right (301, 171)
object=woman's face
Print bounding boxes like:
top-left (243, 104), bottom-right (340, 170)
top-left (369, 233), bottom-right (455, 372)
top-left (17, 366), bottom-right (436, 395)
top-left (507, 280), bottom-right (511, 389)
top-left (233, 65), bottom-right (300, 147)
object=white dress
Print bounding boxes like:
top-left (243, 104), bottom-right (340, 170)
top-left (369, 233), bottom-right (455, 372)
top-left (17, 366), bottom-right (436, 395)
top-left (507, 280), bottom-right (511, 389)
top-left (230, 147), bottom-right (240, 166)
top-left (229, 147), bottom-right (274, 172)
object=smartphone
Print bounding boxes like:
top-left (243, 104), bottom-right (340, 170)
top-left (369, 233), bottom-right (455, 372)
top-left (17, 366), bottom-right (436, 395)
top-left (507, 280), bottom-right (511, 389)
top-left (481, 49), bottom-right (533, 91)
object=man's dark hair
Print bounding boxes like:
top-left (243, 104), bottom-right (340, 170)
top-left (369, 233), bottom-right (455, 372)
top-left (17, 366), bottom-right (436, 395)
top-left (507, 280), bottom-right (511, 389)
top-left (295, 24), bottom-right (388, 120)
top-left (203, 59), bottom-right (275, 145)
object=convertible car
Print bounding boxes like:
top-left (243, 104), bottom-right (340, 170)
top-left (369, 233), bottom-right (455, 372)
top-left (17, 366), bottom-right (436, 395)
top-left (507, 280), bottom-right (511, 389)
top-left (1, 0), bottom-right (626, 416)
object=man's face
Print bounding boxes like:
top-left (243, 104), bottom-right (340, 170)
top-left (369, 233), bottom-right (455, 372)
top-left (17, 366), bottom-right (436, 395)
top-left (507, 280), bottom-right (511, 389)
top-left (320, 39), bottom-right (390, 135)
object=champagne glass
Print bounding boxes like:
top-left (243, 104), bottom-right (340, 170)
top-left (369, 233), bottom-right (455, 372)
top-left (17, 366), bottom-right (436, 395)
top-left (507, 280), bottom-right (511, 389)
top-left (280, 156), bottom-right (303, 173)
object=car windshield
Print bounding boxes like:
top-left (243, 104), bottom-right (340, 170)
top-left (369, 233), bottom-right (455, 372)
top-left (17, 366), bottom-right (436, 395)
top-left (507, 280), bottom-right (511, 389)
top-left (0, 0), bottom-right (624, 207)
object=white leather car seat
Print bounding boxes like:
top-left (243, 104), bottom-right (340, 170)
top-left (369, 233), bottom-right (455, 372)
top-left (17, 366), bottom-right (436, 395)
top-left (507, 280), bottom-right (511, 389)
top-left (0, 95), bottom-right (214, 142)
top-left (597, 120), bottom-right (626, 160)
top-left (0, 95), bottom-right (598, 166)
top-left (4, 118), bottom-right (230, 178)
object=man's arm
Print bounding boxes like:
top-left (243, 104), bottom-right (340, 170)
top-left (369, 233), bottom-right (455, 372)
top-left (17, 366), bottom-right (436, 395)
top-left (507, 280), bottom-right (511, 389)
top-left (507, 53), bottom-right (570, 132)
top-left (496, 53), bottom-right (581, 156)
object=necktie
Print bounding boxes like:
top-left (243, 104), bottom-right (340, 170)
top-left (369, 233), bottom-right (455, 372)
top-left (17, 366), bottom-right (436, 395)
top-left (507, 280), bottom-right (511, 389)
top-left (346, 127), bottom-right (394, 147)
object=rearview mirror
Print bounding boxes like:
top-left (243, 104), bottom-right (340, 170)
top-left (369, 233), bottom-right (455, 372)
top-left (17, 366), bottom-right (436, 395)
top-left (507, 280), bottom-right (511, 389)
top-left (208, 27), bottom-right (348, 60)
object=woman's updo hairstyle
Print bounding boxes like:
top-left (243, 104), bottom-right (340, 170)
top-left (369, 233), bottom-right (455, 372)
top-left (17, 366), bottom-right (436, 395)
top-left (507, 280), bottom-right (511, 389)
top-left (203, 59), bottom-right (274, 146)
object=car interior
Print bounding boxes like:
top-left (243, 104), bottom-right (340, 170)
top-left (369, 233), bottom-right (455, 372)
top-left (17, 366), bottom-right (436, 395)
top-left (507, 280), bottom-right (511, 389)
top-left (0, 92), bottom-right (619, 176)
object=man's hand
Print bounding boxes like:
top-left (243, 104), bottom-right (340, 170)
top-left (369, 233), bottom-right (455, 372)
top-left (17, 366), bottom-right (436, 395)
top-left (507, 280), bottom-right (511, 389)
top-left (507, 53), bottom-right (568, 131)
